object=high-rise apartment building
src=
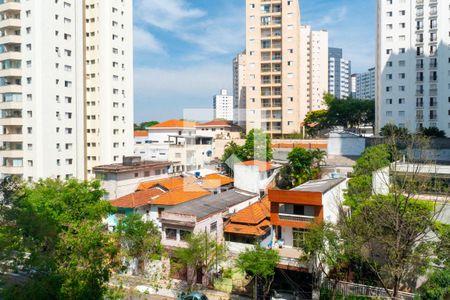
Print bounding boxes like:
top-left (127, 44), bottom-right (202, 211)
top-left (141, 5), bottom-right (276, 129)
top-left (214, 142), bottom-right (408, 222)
top-left (353, 67), bottom-right (376, 100)
top-left (0, 0), bottom-right (133, 180)
top-left (376, 0), bottom-right (450, 136)
top-left (299, 25), bottom-right (328, 120)
top-left (328, 47), bottom-right (351, 99)
top-left (233, 52), bottom-right (247, 128)
top-left (244, 0), bottom-right (302, 135)
top-left (213, 89), bottom-right (233, 121)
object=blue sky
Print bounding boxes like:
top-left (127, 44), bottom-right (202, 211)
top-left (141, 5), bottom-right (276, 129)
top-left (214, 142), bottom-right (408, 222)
top-left (133, 0), bottom-right (376, 122)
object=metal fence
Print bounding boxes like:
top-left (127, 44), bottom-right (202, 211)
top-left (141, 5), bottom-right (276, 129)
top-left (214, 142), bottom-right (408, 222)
top-left (322, 280), bottom-right (416, 300)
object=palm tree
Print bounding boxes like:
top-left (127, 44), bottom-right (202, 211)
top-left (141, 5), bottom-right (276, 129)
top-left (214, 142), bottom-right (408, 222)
top-left (310, 149), bottom-right (327, 169)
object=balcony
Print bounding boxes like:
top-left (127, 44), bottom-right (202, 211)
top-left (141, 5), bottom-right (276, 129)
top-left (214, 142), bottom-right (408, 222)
top-left (0, 34), bottom-right (21, 44)
top-left (0, 166), bottom-right (23, 175)
top-left (278, 213), bottom-right (315, 223)
top-left (0, 133), bottom-right (22, 142)
top-left (0, 68), bottom-right (21, 77)
top-left (0, 84), bottom-right (21, 94)
top-left (0, 100), bottom-right (21, 109)
top-left (0, 18), bottom-right (20, 29)
top-left (0, 51), bottom-right (21, 61)
top-left (0, 1), bottom-right (21, 13)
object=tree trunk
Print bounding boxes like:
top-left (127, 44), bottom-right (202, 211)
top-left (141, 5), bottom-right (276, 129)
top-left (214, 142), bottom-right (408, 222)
top-left (331, 280), bottom-right (338, 300)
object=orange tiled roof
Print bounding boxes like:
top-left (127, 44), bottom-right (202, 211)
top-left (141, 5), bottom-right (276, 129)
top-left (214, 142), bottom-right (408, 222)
top-left (134, 130), bottom-right (148, 137)
top-left (150, 120), bottom-right (197, 129)
top-left (240, 160), bottom-right (277, 172)
top-left (150, 186), bottom-right (210, 206)
top-left (198, 174), bottom-right (234, 189)
top-left (224, 219), bottom-right (271, 236)
top-left (197, 120), bottom-right (233, 127)
top-left (137, 174), bottom-right (233, 191)
top-left (229, 197), bottom-right (270, 225)
top-left (137, 176), bottom-right (196, 191)
top-left (110, 188), bottom-right (164, 208)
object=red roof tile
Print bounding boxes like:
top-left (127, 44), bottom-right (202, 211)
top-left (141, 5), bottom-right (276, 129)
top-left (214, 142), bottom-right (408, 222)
top-left (150, 120), bottom-right (197, 129)
top-left (240, 160), bottom-right (278, 172)
top-left (110, 188), bottom-right (164, 208)
top-left (134, 130), bottom-right (148, 137)
top-left (229, 197), bottom-right (270, 225)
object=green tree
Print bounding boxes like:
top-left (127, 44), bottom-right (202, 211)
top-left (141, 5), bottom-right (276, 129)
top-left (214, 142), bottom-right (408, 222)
top-left (134, 121), bottom-right (159, 130)
top-left (237, 246), bottom-right (280, 299)
top-left (379, 124), bottom-right (410, 139)
top-left (324, 95), bottom-right (375, 130)
top-left (0, 179), bottom-right (117, 300)
top-left (304, 110), bottom-right (329, 137)
top-left (344, 144), bottom-right (392, 209)
top-left (242, 129), bottom-right (273, 161)
top-left (116, 214), bottom-right (162, 275)
top-left (277, 148), bottom-right (319, 189)
top-left (302, 223), bottom-right (350, 300)
top-left (175, 233), bottom-right (227, 290)
top-left (419, 126), bottom-right (446, 138)
top-left (221, 141), bottom-right (244, 176)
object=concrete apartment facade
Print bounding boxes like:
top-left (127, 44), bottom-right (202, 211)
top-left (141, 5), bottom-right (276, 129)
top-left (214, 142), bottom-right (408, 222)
top-left (244, 0), bottom-right (302, 136)
top-left (299, 25), bottom-right (329, 121)
top-left (213, 89), bottom-right (233, 121)
top-left (328, 47), bottom-right (351, 99)
top-left (0, 0), bottom-right (133, 181)
top-left (354, 67), bottom-right (376, 100)
top-left (233, 52), bottom-right (247, 128)
top-left (376, 0), bottom-right (450, 136)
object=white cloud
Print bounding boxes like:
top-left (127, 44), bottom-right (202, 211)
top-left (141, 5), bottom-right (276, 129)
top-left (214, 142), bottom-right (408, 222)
top-left (134, 0), bottom-right (206, 31)
top-left (134, 26), bottom-right (166, 54)
top-left (314, 6), bottom-right (348, 27)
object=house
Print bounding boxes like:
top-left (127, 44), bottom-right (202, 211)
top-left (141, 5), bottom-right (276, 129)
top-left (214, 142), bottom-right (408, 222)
top-left (268, 177), bottom-right (347, 271)
top-left (110, 173), bottom-right (235, 228)
top-left (160, 189), bottom-right (259, 249)
top-left (134, 130), bottom-right (150, 145)
top-left (234, 160), bottom-right (282, 194)
top-left (147, 120), bottom-right (197, 144)
top-left (224, 197), bottom-right (272, 254)
top-left (93, 156), bottom-right (172, 200)
top-left (195, 120), bottom-right (242, 140)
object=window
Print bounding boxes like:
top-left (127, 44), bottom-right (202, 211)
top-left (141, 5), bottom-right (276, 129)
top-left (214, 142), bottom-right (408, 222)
top-left (180, 230), bottom-right (191, 241)
top-left (293, 228), bottom-right (307, 248)
top-left (210, 221), bottom-right (217, 233)
top-left (165, 228), bottom-right (177, 240)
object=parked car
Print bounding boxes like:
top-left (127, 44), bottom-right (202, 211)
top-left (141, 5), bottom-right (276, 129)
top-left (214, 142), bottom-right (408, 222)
top-left (270, 289), bottom-right (297, 300)
top-left (177, 291), bottom-right (208, 300)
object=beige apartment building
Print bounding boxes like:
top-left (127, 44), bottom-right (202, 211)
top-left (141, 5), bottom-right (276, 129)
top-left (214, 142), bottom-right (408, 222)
top-left (245, 0), bottom-right (302, 136)
top-left (242, 0), bottom-right (328, 136)
top-left (299, 25), bottom-right (328, 122)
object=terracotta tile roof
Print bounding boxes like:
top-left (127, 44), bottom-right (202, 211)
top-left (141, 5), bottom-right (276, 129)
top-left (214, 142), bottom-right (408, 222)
top-left (197, 120), bottom-right (233, 127)
top-left (224, 219), bottom-right (271, 236)
top-left (137, 174), bottom-right (233, 191)
top-left (150, 120), bottom-right (197, 129)
top-left (134, 130), bottom-right (148, 137)
top-left (137, 176), bottom-right (196, 191)
top-left (150, 186), bottom-right (210, 206)
top-left (110, 188), bottom-right (164, 208)
top-left (198, 174), bottom-right (234, 189)
top-left (240, 160), bottom-right (278, 172)
top-left (229, 197), bottom-right (270, 225)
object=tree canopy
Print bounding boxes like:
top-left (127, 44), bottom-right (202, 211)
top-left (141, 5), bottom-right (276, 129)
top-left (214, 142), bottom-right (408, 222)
top-left (134, 121), bottom-right (159, 130)
top-left (0, 179), bottom-right (117, 299)
top-left (237, 246), bottom-right (280, 298)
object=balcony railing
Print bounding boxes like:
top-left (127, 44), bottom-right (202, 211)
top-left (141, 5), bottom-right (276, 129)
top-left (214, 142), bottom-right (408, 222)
top-left (278, 213), bottom-right (315, 223)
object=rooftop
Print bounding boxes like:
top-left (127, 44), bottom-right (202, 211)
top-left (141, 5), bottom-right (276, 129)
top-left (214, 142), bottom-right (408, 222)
top-left (291, 177), bottom-right (346, 193)
top-left (161, 189), bottom-right (258, 221)
top-left (197, 120), bottom-right (234, 127)
top-left (224, 219), bottom-right (271, 236)
top-left (134, 130), bottom-right (148, 137)
top-left (137, 174), bottom-right (233, 191)
top-left (239, 160), bottom-right (280, 172)
top-left (93, 160), bottom-right (171, 174)
top-left (150, 120), bottom-right (197, 129)
top-left (150, 185), bottom-right (211, 206)
top-left (110, 188), bottom-right (164, 208)
top-left (229, 196), bottom-right (270, 225)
